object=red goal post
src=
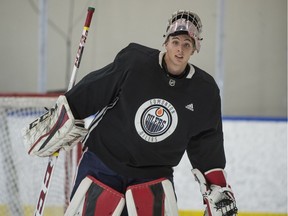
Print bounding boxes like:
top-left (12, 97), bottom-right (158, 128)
top-left (0, 93), bottom-right (80, 216)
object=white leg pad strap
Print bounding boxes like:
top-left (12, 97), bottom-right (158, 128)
top-left (65, 176), bottom-right (125, 216)
top-left (125, 178), bottom-right (178, 216)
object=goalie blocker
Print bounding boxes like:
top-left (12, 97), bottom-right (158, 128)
top-left (22, 95), bottom-right (88, 157)
top-left (192, 168), bottom-right (238, 216)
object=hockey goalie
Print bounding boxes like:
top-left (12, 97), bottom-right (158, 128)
top-left (23, 9), bottom-right (238, 216)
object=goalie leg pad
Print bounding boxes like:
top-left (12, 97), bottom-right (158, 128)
top-left (65, 175), bottom-right (125, 216)
top-left (22, 95), bottom-right (88, 157)
top-left (125, 178), bottom-right (178, 216)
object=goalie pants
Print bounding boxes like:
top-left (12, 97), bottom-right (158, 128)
top-left (71, 149), bottom-right (174, 216)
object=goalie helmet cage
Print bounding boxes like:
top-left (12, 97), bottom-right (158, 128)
top-left (0, 93), bottom-right (81, 216)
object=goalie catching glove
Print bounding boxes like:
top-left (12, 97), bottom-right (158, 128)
top-left (22, 95), bottom-right (88, 157)
top-left (192, 168), bottom-right (238, 216)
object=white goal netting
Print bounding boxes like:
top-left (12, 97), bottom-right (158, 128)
top-left (0, 94), bottom-right (78, 216)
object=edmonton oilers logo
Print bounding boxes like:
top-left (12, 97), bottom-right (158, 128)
top-left (135, 98), bottom-right (178, 143)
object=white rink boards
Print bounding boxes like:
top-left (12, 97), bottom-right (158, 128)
top-left (174, 118), bottom-right (287, 214)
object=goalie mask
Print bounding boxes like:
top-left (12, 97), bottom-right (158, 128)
top-left (164, 10), bottom-right (203, 53)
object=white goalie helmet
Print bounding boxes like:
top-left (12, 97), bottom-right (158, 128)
top-left (164, 10), bottom-right (203, 52)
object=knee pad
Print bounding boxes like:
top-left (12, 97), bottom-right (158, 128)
top-left (125, 178), bottom-right (178, 216)
top-left (65, 175), bottom-right (125, 216)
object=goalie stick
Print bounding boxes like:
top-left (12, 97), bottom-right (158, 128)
top-left (34, 7), bottom-right (95, 216)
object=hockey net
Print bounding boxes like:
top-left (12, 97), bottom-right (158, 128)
top-left (0, 93), bottom-right (79, 216)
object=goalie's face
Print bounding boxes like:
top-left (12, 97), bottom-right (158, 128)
top-left (164, 34), bottom-right (195, 75)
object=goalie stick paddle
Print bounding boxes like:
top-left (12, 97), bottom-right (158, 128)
top-left (34, 7), bottom-right (95, 216)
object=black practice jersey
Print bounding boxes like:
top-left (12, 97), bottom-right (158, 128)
top-left (65, 43), bottom-right (226, 178)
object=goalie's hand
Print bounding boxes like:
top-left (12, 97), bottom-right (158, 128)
top-left (22, 95), bottom-right (88, 157)
top-left (192, 168), bottom-right (238, 216)
top-left (203, 185), bottom-right (238, 216)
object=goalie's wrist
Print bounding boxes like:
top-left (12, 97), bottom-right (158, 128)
top-left (204, 168), bottom-right (227, 187)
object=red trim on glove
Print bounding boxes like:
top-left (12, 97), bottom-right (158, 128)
top-left (204, 168), bottom-right (227, 187)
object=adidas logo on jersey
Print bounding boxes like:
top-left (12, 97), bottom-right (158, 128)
top-left (185, 103), bottom-right (194, 111)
